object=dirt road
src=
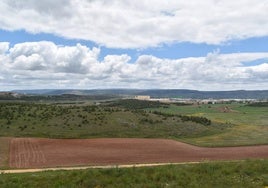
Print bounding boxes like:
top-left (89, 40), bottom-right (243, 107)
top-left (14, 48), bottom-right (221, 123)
top-left (1, 162), bottom-right (205, 174)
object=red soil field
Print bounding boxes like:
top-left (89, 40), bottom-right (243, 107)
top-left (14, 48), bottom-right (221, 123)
top-left (9, 138), bottom-right (268, 168)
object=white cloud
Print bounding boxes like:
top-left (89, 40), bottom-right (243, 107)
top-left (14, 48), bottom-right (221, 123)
top-left (6, 41), bottom-right (100, 74)
top-left (1, 41), bottom-right (268, 90)
top-left (0, 0), bottom-right (268, 48)
top-left (0, 42), bottom-right (9, 54)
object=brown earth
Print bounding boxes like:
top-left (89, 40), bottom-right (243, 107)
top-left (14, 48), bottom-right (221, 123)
top-left (9, 138), bottom-right (268, 169)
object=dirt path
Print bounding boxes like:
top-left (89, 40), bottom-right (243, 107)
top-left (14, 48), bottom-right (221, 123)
top-left (1, 162), bottom-right (203, 174)
top-left (8, 138), bottom-right (268, 169)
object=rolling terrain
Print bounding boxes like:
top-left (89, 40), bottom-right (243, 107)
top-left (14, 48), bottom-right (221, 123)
top-left (0, 98), bottom-right (267, 187)
top-left (11, 89), bottom-right (268, 99)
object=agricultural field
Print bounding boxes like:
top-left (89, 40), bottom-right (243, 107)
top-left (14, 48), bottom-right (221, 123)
top-left (6, 137), bottom-right (268, 169)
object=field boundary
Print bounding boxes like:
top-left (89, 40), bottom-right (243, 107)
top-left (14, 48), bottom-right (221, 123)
top-left (0, 160), bottom-right (250, 174)
top-left (0, 137), bottom-right (11, 168)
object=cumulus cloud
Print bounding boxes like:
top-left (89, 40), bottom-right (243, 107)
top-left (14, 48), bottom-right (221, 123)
top-left (0, 42), bottom-right (9, 54)
top-left (6, 41), bottom-right (100, 74)
top-left (0, 41), bottom-right (268, 90)
top-left (0, 0), bottom-right (268, 48)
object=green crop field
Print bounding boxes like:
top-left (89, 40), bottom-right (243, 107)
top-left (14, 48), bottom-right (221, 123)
top-left (0, 160), bottom-right (267, 188)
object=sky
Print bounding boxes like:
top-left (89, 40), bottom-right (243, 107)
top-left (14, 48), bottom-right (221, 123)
top-left (0, 0), bottom-right (268, 91)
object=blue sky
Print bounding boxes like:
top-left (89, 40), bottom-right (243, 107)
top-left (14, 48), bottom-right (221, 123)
top-left (1, 29), bottom-right (268, 62)
top-left (0, 0), bottom-right (268, 90)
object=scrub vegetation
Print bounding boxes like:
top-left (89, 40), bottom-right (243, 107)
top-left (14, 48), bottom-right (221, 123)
top-left (0, 160), bottom-right (267, 188)
top-left (0, 101), bottom-right (226, 140)
top-left (149, 102), bottom-right (268, 146)
top-left (0, 99), bottom-right (267, 147)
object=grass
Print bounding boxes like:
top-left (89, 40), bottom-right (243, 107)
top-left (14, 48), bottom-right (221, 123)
top-left (0, 160), bottom-right (267, 187)
top-left (182, 124), bottom-right (268, 147)
top-left (150, 103), bottom-right (268, 146)
top-left (153, 103), bottom-right (268, 127)
top-left (0, 102), bottom-right (229, 140)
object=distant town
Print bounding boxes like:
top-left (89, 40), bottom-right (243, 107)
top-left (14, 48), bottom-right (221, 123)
top-left (134, 95), bottom-right (266, 104)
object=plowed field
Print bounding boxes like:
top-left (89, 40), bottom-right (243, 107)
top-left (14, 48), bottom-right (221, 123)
top-left (9, 138), bottom-right (268, 168)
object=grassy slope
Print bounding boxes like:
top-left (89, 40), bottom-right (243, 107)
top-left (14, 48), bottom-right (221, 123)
top-left (151, 103), bottom-right (268, 146)
top-left (0, 160), bottom-right (267, 188)
top-left (0, 102), bottom-right (228, 140)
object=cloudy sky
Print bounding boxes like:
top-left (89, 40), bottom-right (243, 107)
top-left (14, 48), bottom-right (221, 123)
top-left (0, 0), bottom-right (268, 91)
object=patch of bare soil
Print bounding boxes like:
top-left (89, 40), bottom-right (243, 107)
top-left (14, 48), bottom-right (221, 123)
top-left (9, 138), bottom-right (268, 168)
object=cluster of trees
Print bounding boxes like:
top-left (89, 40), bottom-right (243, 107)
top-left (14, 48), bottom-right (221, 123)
top-left (0, 94), bottom-right (118, 101)
top-left (0, 103), bottom-right (71, 127)
top-left (82, 106), bottom-right (98, 113)
top-left (152, 111), bottom-right (211, 126)
top-left (180, 115), bottom-right (211, 125)
top-left (108, 99), bottom-right (168, 109)
top-left (247, 102), bottom-right (268, 107)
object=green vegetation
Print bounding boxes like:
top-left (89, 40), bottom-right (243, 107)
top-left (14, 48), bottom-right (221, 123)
top-left (150, 103), bottom-right (268, 146)
top-left (107, 99), bottom-right (168, 109)
top-left (0, 101), bottom-right (226, 140)
top-left (0, 93), bottom-right (118, 101)
top-left (0, 160), bottom-right (267, 187)
top-left (152, 111), bottom-right (211, 126)
top-left (0, 99), bottom-right (268, 146)
top-left (247, 102), bottom-right (268, 107)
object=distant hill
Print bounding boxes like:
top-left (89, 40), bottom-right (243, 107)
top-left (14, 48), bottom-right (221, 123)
top-left (11, 89), bottom-right (268, 99)
top-left (0, 92), bottom-right (22, 100)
